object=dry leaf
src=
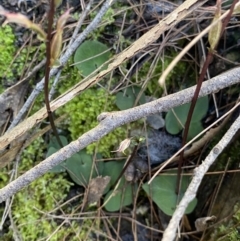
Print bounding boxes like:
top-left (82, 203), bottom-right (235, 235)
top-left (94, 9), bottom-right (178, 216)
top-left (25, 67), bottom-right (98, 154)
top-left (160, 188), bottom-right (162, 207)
top-left (0, 9), bottom-right (46, 40)
top-left (195, 216), bottom-right (217, 231)
top-left (124, 156), bottom-right (148, 182)
top-left (124, 163), bottom-right (135, 182)
top-left (87, 176), bottom-right (110, 205)
top-left (0, 83), bottom-right (28, 167)
top-left (50, 9), bottom-right (72, 66)
top-left (233, 5), bottom-right (240, 14)
top-left (208, 1), bottom-right (222, 50)
top-left (0, 83), bottom-right (27, 134)
top-left (54, 0), bottom-right (62, 8)
top-left (112, 138), bottom-right (132, 154)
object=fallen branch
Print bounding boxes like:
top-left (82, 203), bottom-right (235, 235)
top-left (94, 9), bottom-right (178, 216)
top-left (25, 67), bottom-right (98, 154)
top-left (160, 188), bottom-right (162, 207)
top-left (1, 66), bottom-right (240, 151)
top-left (6, 0), bottom-right (208, 130)
top-left (7, 0), bottom-right (116, 130)
top-left (0, 67), bottom-right (240, 202)
top-left (162, 106), bottom-right (240, 241)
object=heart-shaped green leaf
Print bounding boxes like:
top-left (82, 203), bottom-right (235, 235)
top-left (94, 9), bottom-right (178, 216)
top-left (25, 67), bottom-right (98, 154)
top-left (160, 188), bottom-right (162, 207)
top-left (188, 121), bottom-right (204, 141)
top-left (104, 178), bottom-right (135, 212)
top-left (46, 146), bottom-right (67, 173)
top-left (65, 150), bottom-right (104, 186)
top-left (116, 86), bottom-right (146, 110)
top-left (74, 40), bottom-right (110, 77)
top-left (102, 160), bottom-right (125, 193)
top-left (142, 172), bottom-right (197, 216)
top-left (102, 160), bottom-right (125, 186)
top-left (165, 96), bottom-right (208, 140)
top-left (48, 135), bottom-right (69, 149)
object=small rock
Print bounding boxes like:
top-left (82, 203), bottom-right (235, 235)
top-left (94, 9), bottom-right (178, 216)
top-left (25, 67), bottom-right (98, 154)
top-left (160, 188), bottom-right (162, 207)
top-left (138, 129), bottom-right (182, 165)
top-left (147, 114), bottom-right (165, 129)
top-left (145, 96), bottom-right (165, 129)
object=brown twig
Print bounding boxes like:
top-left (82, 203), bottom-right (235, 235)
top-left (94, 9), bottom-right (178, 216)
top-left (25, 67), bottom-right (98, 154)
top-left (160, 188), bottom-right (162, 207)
top-left (44, 0), bottom-right (63, 147)
top-left (177, 0), bottom-right (239, 194)
top-left (111, 145), bottom-right (139, 188)
top-left (1, 67), bottom-right (240, 203)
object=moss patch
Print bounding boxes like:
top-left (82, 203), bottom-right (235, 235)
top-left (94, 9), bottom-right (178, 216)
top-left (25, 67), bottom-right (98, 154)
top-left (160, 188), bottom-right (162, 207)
top-left (57, 63), bottom-right (127, 157)
top-left (0, 138), bottom-right (75, 240)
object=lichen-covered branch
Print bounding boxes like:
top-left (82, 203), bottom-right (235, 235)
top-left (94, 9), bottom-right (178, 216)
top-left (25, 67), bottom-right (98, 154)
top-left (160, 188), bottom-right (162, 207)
top-left (162, 110), bottom-right (240, 241)
top-left (7, 0), bottom-right (209, 130)
top-left (0, 67), bottom-right (240, 203)
top-left (8, 0), bottom-right (116, 130)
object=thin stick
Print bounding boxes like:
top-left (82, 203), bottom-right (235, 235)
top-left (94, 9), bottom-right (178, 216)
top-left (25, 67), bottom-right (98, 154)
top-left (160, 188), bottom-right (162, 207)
top-left (44, 0), bottom-right (63, 147)
top-left (0, 67), bottom-right (240, 202)
top-left (7, 0), bottom-right (116, 130)
top-left (162, 111), bottom-right (240, 241)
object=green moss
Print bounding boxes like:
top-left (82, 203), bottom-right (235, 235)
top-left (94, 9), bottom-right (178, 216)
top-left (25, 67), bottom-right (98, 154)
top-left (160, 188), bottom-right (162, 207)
top-left (0, 25), bottom-right (45, 91)
top-left (58, 86), bottom-right (126, 156)
top-left (0, 26), bottom-right (16, 84)
top-left (11, 173), bottom-right (72, 240)
top-left (89, 8), bottom-right (116, 39)
top-left (0, 137), bottom-right (106, 240)
top-left (0, 138), bottom-right (79, 241)
top-left (56, 61), bottom-right (127, 157)
top-left (211, 204), bottom-right (240, 241)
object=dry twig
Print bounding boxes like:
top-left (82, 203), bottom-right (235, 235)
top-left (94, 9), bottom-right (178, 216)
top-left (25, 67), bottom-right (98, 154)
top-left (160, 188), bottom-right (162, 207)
top-left (162, 111), bottom-right (240, 241)
top-left (0, 67), bottom-right (240, 202)
top-left (6, 0), bottom-right (207, 130)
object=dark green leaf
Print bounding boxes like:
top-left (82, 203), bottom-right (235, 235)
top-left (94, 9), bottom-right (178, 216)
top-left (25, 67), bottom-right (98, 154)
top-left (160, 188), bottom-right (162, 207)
top-left (74, 40), bottom-right (110, 77)
top-left (46, 136), bottom-right (69, 173)
top-left (116, 86), bottom-right (146, 110)
top-left (49, 135), bottom-right (68, 149)
top-left (104, 178), bottom-right (135, 212)
top-left (165, 96), bottom-right (208, 139)
top-left (188, 121), bottom-right (204, 141)
top-left (65, 150), bottom-right (104, 186)
top-left (142, 172), bottom-right (197, 216)
top-left (102, 160), bottom-right (125, 193)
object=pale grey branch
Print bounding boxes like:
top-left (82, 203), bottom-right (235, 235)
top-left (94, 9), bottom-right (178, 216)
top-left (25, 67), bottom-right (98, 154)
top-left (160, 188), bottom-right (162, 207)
top-left (8, 0), bottom-right (115, 130)
top-left (162, 108), bottom-right (240, 241)
top-left (0, 67), bottom-right (240, 203)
